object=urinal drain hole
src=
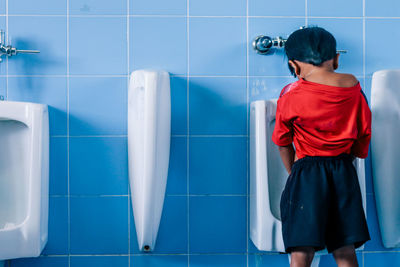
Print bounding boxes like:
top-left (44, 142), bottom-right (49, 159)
top-left (144, 245), bottom-right (151, 252)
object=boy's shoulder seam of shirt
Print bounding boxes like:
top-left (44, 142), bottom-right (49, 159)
top-left (279, 80), bottom-right (301, 98)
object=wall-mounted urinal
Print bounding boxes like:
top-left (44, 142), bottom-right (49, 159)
top-left (128, 70), bottom-right (171, 252)
top-left (0, 101), bottom-right (49, 260)
top-left (371, 69), bottom-right (400, 248)
top-left (250, 100), bottom-right (367, 258)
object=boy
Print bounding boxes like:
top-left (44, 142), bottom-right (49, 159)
top-left (272, 26), bottom-right (371, 267)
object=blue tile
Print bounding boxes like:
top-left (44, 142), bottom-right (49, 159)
top-left (189, 18), bottom-right (246, 76)
top-left (365, 252), bottom-right (400, 266)
top-left (71, 256), bottom-right (129, 267)
top-left (69, 17), bottom-right (127, 75)
top-left (189, 196), bottom-right (246, 253)
top-left (166, 137), bottom-right (187, 195)
top-left (249, 77), bottom-right (297, 102)
top-left (69, 77), bottom-right (126, 135)
top-left (171, 77), bottom-right (187, 135)
top-left (248, 254), bottom-right (289, 266)
top-left (308, 0), bottom-right (362, 17)
top-left (131, 196), bottom-right (187, 254)
top-left (190, 137), bottom-right (247, 195)
top-left (70, 196), bottom-right (128, 254)
top-left (189, 0), bottom-right (246, 16)
top-left (190, 255), bottom-right (246, 267)
top-left (318, 253), bottom-right (362, 267)
top-left (189, 77), bottom-right (246, 134)
top-left (70, 137), bottom-right (128, 195)
top-left (307, 19), bottom-right (363, 76)
top-left (249, 0), bottom-right (305, 16)
top-left (130, 0), bottom-right (186, 15)
top-left (365, 194), bottom-right (397, 251)
top-left (8, 0), bottom-right (66, 15)
top-left (0, 17), bottom-right (5, 41)
top-left (0, 17), bottom-right (5, 67)
top-left (366, 19), bottom-right (400, 76)
top-left (248, 237), bottom-right (261, 253)
top-left (42, 197), bottom-right (68, 255)
top-left (70, 0), bottom-right (126, 15)
top-left (249, 18), bottom-right (304, 76)
top-left (0, 77), bottom-right (6, 100)
top-left (366, 0), bottom-right (400, 17)
top-left (8, 17), bottom-right (66, 75)
top-left (0, 1), bottom-right (5, 14)
top-left (8, 77), bottom-right (68, 135)
top-left (131, 255), bottom-right (187, 267)
top-left (130, 17), bottom-right (187, 75)
top-left (49, 138), bottom-right (68, 195)
top-left (10, 257), bottom-right (69, 267)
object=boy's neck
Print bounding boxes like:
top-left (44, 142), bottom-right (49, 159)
top-left (299, 60), bottom-right (335, 80)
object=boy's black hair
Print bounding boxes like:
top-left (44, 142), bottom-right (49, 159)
top-left (284, 26), bottom-right (337, 77)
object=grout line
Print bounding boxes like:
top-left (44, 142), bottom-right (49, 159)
top-left (39, 252), bottom-right (259, 257)
top-left (69, 195), bottom-right (130, 197)
top-left (5, 0), bottom-right (8, 100)
top-left (4, 1), bottom-right (8, 262)
top-left (363, 0), bottom-right (366, 86)
top-left (189, 194), bottom-right (248, 197)
top-left (189, 135), bottom-right (248, 138)
top-left (0, 74), bottom-right (128, 77)
top-left (189, 75), bottom-right (247, 78)
top-left (0, 74), bottom-right (300, 78)
top-left (3, 13), bottom-right (400, 19)
top-left (186, 1), bottom-right (190, 266)
top-left (52, 134), bottom-right (249, 138)
top-left (66, 1), bottom-right (71, 266)
top-left (362, 8), bottom-right (367, 267)
top-left (68, 135), bottom-right (128, 138)
top-left (306, 16), bottom-right (363, 19)
top-left (305, 0), bottom-right (308, 26)
top-left (127, 0), bottom-right (131, 265)
top-left (51, 194), bottom-right (248, 197)
top-left (5, 0), bottom-right (9, 253)
top-left (246, 0), bottom-right (249, 266)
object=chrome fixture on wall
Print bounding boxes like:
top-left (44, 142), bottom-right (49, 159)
top-left (253, 34), bottom-right (348, 55)
top-left (0, 30), bottom-right (40, 62)
top-left (252, 35), bottom-right (287, 55)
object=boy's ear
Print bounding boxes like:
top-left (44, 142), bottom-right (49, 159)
top-left (289, 60), bottom-right (301, 77)
top-left (333, 53), bottom-right (339, 70)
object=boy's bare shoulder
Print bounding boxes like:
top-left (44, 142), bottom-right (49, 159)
top-left (335, 73), bottom-right (359, 87)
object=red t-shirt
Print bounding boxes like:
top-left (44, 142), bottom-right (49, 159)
top-left (271, 78), bottom-right (371, 159)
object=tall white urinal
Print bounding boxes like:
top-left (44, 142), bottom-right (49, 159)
top-left (371, 69), bottom-right (400, 248)
top-left (0, 101), bottom-right (49, 260)
top-left (250, 99), bottom-right (367, 260)
top-left (128, 70), bottom-right (171, 252)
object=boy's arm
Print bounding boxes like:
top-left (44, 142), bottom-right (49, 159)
top-left (351, 92), bottom-right (372, 158)
top-left (278, 144), bottom-right (295, 174)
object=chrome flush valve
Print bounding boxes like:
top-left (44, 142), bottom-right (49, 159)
top-left (0, 30), bottom-right (40, 62)
top-left (252, 35), bottom-right (287, 55)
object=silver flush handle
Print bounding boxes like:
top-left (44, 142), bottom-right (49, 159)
top-left (0, 29), bottom-right (40, 62)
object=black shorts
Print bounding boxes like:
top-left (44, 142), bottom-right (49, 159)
top-left (280, 154), bottom-right (370, 253)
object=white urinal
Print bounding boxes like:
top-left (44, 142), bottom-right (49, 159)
top-left (128, 70), bottom-right (171, 252)
top-left (0, 101), bottom-right (49, 260)
top-left (371, 69), bottom-right (400, 248)
top-left (250, 99), bottom-right (367, 256)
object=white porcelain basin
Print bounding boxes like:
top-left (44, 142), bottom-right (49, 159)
top-left (0, 100), bottom-right (49, 260)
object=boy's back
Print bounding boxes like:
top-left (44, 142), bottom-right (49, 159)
top-left (272, 75), bottom-right (371, 160)
top-left (272, 26), bottom-right (371, 267)
top-left (306, 72), bottom-right (358, 88)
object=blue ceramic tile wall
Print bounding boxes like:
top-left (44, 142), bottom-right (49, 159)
top-left (1, 0), bottom-right (398, 266)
